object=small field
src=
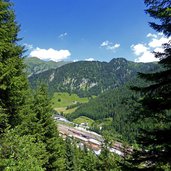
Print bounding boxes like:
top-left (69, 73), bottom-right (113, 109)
top-left (53, 107), bottom-right (77, 115)
top-left (51, 92), bottom-right (90, 115)
top-left (73, 116), bottom-right (94, 126)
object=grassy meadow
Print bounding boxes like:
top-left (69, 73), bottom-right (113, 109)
top-left (51, 92), bottom-right (90, 115)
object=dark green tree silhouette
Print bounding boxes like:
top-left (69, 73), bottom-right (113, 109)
top-left (127, 0), bottom-right (171, 170)
top-left (32, 85), bottom-right (66, 170)
top-left (0, 2), bottom-right (49, 169)
top-left (65, 137), bottom-right (75, 171)
top-left (0, 0), bottom-right (28, 131)
top-left (0, 129), bottom-right (48, 170)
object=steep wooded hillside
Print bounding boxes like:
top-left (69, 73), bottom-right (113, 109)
top-left (29, 58), bottom-right (159, 97)
top-left (68, 79), bottom-right (147, 143)
top-left (24, 57), bottom-right (70, 76)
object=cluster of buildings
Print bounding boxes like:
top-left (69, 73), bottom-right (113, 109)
top-left (55, 115), bottom-right (132, 156)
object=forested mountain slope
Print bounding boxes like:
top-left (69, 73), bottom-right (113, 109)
top-left (68, 79), bottom-right (148, 143)
top-left (29, 58), bottom-right (159, 97)
top-left (24, 57), bottom-right (70, 76)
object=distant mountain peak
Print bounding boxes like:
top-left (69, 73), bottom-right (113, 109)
top-left (24, 57), bottom-right (71, 76)
top-left (109, 58), bottom-right (128, 64)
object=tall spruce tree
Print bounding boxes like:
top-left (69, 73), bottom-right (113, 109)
top-left (65, 137), bottom-right (75, 171)
top-left (0, 1), bottom-right (49, 170)
top-left (128, 0), bottom-right (171, 170)
top-left (32, 85), bottom-right (65, 171)
top-left (0, 0), bottom-right (28, 131)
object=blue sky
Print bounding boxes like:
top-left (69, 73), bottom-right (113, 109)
top-left (13, 0), bottom-right (170, 63)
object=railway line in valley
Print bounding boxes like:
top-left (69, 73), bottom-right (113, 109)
top-left (57, 123), bottom-right (132, 156)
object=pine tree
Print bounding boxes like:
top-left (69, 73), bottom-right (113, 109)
top-left (0, 0), bottom-right (28, 131)
top-left (32, 85), bottom-right (65, 171)
top-left (144, 0), bottom-right (171, 37)
top-left (97, 137), bottom-right (121, 171)
top-left (0, 129), bottom-right (48, 170)
top-left (0, 1), bottom-right (49, 170)
top-left (65, 137), bottom-right (75, 171)
top-left (128, 0), bottom-right (171, 170)
top-left (82, 147), bottom-right (98, 171)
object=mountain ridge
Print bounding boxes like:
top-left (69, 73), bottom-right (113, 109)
top-left (29, 57), bottom-right (160, 97)
top-left (24, 57), bottom-right (71, 76)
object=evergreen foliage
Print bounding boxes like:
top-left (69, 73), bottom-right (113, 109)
top-left (0, 0), bottom-right (28, 130)
top-left (0, 1), bottom-right (49, 169)
top-left (69, 83), bottom-right (145, 143)
top-left (144, 0), bottom-right (171, 37)
top-left (0, 129), bottom-right (48, 170)
top-left (97, 140), bottom-right (121, 171)
top-left (32, 85), bottom-right (66, 170)
top-left (126, 0), bottom-right (171, 170)
top-left (0, 1), bottom-right (66, 170)
top-left (65, 138), bottom-right (75, 171)
top-left (3, 0), bottom-right (168, 170)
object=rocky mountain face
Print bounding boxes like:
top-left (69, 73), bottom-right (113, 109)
top-left (29, 58), bottom-right (159, 97)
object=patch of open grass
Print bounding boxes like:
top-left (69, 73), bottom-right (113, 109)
top-left (51, 92), bottom-right (89, 107)
top-left (73, 116), bottom-right (94, 126)
top-left (54, 107), bottom-right (77, 115)
top-left (51, 92), bottom-right (91, 115)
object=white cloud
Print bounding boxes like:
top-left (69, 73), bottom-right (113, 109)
top-left (100, 40), bottom-right (120, 51)
top-left (29, 47), bottom-right (71, 62)
top-left (114, 44), bottom-right (120, 48)
top-left (154, 47), bottom-right (164, 53)
top-left (73, 59), bottom-right (78, 62)
top-left (148, 37), bottom-right (169, 48)
top-left (146, 33), bottom-right (157, 38)
top-left (85, 58), bottom-right (95, 61)
top-left (134, 50), bottom-right (158, 63)
top-left (101, 41), bottom-right (110, 47)
top-left (132, 33), bottom-right (170, 63)
top-left (131, 43), bottom-right (149, 56)
top-left (58, 32), bottom-right (68, 39)
top-left (107, 43), bottom-right (120, 50)
top-left (24, 43), bottom-right (33, 50)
